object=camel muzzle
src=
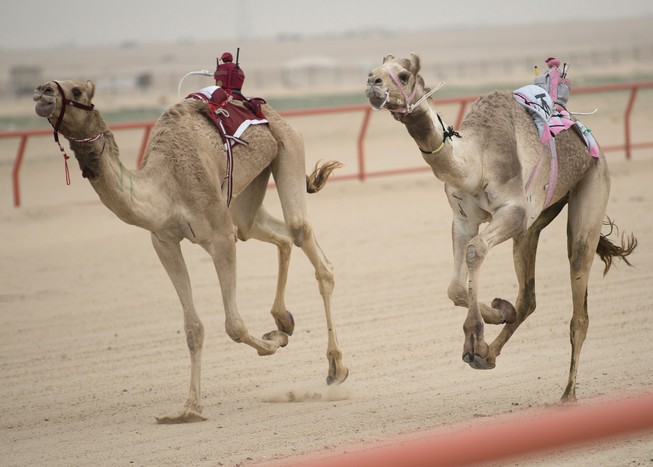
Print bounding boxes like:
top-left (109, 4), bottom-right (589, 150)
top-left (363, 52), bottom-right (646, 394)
top-left (366, 85), bottom-right (389, 110)
top-left (33, 89), bottom-right (56, 118)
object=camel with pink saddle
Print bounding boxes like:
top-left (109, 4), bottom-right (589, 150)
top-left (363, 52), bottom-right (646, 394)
top-left (366, 53), bottom-right (636, 402)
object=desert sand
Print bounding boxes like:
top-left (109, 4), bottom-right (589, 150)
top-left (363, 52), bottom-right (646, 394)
top-left (2, 97), bottom-right (653, 466)
top-left (2, 20), bottom-right (653, 467)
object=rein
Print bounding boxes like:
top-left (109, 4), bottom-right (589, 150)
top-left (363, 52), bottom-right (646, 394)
top-left (48, 81), bottom-right (99, 185)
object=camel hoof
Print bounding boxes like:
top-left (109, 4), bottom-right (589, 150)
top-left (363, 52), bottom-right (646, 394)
top-left (463, 353), bottom-right (496, 370)
top-left (155, 409), bottom-right (206, 424)
top-left (262, 330), bottom-right (289, 348)
top-left (491, 298), bottom-right (517, 324)
top-left (326, 367), bottom-right (349, 385)
top-left (274, 310), bottom-right (295, 336)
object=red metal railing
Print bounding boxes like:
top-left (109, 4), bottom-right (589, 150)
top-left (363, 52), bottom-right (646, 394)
top-left (268, 390), bottom-right (653, 467)
top-left (4, 82), bottom-right (652, 207)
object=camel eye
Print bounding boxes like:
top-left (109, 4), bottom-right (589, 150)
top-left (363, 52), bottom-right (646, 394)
top-left (72, 87), bottom-right (82, 99)
top-left (398, 73), bottom-right (410, 84)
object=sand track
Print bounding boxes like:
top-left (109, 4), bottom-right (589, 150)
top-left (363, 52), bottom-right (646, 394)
top-left (2, 134), bottom-right (653, 464)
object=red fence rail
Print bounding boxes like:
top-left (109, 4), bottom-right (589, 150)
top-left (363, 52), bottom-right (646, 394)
top-left (4, 82), bottom-right (653, 207)
top-left (271, 390), bottom-right (653, 467)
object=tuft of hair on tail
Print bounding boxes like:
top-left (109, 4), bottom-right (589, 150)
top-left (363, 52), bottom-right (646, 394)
top-left (306, 160), bottom-right (343, 194)
top-left (596, 216), bottom-right (638, 276)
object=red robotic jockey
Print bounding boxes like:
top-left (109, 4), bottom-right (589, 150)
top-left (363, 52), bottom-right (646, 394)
top-left (214, 52), bottom-right (245, 98)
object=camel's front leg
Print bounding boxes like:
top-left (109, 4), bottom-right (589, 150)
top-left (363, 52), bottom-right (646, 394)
top-left (447, 215), bottom-right (477, 308)
top-left (446, 187), bottom-right (515, 325)
top-left (463, 201), bottom-right (527, 369)
top-left (150, 234), bottom-right (206, 424)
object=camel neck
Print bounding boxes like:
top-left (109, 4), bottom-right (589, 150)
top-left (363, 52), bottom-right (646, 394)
top-left (401, 106), bottom-right (464, 183)
top-left (65, 123), bottom-right (166, 230)
top-left (90, 138), bottom-right (166, 229)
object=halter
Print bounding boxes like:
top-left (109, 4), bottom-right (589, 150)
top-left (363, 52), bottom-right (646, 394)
top-left (48, 81), bottom-right (100, 185)
top-left (384, 70), bottom-right (445, 114)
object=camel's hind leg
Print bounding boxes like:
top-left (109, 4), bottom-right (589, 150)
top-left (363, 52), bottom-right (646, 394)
top-left (150, 235), bottom-right (206, 424)
top-left (562, 159), bottom-right (610, 402)
top-left (231, 170), bottom-right (295, 335)
top-left (271, 138), bottom-right (348, 385)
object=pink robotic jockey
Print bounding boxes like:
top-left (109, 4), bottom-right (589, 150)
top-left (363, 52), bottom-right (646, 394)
top-left (534, 57), bottom-right (571, 115)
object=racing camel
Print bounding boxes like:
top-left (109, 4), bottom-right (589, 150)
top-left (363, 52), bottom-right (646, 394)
top-left (33, 79), bottom-right (348, 423)
top-left (365, 54), bottom-right (636, 402)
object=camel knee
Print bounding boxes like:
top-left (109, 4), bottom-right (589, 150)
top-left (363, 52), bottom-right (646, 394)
top-left (466, 239), bottom-right (488, 270)
top-left (448, 280), bottom-right (468, 307)
top-left (569, 239), bottom-right (592, 273)
top-left (287, 218), bottom-right (308, 247)
top-left (225, 318), bottom-right (248, 343)
top-left (185, 321), bottom-right (205, 352)
top-left (315, 262), bottom-right (335, 297)
top-left (520, 277), bottom-right (537, 317)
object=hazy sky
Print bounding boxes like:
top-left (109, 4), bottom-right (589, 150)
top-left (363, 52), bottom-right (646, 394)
top-left (2, 0), bottom-right (652, 50)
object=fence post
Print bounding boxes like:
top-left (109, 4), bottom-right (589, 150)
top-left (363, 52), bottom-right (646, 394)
top-left (12, 134), bottom-right (28, 207)
top-left (357, 107), bottom-right (372, 182)
top-left (136, 123), bottom-right (153, 168)
top-left (624, 86), bottom-right (638, 160)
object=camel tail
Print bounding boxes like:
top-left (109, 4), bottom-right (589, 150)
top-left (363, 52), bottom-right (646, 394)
top-left (596, 217), bottom-right (638, 276)
top-left (306, 160), bottom-right (343, 194)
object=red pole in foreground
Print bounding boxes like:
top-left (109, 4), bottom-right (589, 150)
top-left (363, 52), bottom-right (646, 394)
top-left (284, 391), bottom-right (653, 467)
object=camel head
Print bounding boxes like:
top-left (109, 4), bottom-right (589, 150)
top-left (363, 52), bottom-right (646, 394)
top-left (366, 53), bottom-right (426, 117)
top-left (34, 80), bottom-right (105, 181)
top-left (33, 80), bottom-right (97, 135)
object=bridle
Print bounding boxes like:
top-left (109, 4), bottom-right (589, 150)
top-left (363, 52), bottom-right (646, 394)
top-left (48, 81), bottom-right (102, 184)
top-left (375, 69), bottom-right (445, 114)
top-left (368, 69), bottom-right (457, 153)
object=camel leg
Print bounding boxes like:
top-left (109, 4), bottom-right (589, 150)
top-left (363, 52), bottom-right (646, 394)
top-left (271, 140), bottom-right (348, 385)
top-left (446, 215), bottom-right (478, 308)
top-left (202, 220), bottom-right (289, 356)
top-left (463, 200), bottom-right (527, 369)
top-left (150, 234), bottom-right (206, 424)
top-left (237, 206), bottom-right (295, 334)
top-left (446, 186), bottom-right (515, 325)
top-left (561, 160), bottom-right (609, 402)
top-left (486, 198), bottom-right (568, 366)
top-left (231, 171), bottom-right (295, 335)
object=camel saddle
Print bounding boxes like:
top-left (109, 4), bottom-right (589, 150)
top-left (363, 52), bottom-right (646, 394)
top-left (186, 86), bottom-right (268, 206)
top-left (187, 86), bottom-right (268, 143)
top-left (514, 84), bottom-right (599, 209)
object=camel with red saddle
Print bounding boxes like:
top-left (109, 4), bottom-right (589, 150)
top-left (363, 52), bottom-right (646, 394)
top-left (33, 79), bottom-right (348, 423)
top-left (366, 53), bottom-right (636, 402)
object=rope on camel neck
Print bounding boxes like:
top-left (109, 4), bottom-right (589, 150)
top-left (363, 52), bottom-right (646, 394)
top-left (420, 114), bottom-right (461, 155)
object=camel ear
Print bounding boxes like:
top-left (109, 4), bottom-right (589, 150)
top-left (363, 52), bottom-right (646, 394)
top-left (86, 80), bottom-right (95, 101)
top-left (409, 53), bottom-right (421, 74)
top-left (383, 54), bottom-right (395, 64)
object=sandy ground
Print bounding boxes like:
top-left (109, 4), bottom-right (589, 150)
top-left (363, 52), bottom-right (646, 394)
top-left (2, 85), bottom-right (653, 466)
